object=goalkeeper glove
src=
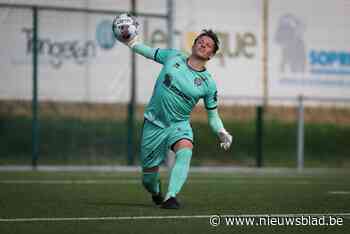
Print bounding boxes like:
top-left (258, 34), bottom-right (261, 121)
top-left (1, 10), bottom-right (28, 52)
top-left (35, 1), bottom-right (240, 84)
top-left (112, 13), bottom-right (140, 48)
top-left (125, 35), bottom-right (139, 48)
top-left (218, 129), bottom-right (233, 151)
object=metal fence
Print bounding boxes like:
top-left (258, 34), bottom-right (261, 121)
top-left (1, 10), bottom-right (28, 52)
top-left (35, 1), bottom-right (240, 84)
top-left (1, 3), bottom-right (349, 169)
top-left (0, 3), bottom-right (171, 167)
top-left (218, 95), bottom-right (350, 169)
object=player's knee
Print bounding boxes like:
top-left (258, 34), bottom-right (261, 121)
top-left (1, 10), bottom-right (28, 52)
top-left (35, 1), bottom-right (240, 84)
top-left (172, 139), bottom-right (193, 152)
top-left (143, 166), bottom-right (159, 173)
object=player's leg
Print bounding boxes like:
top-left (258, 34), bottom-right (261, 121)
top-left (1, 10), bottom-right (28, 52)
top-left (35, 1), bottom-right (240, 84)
top-left (140, 120), bottom-right (167, 205)
top-left (142, 166), bottom-right (163, 205)
top-left (166, 139), bottom-right (193, 200)
top-left (161, 139), bottom-right (192, 209)
top-left (162, 121), bottom-right (194, 209)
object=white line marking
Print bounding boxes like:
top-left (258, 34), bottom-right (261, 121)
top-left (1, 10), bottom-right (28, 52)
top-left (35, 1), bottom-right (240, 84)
top-left (0, 179), bottom-right (317, 185)
top-left (328, 191), bottom-right (350, 195)
top-left (1, 165), bottom-right (349, 175)
top-left (0, 213), bottom-right (349, 222)
top-left (0, 180), bottom-right (140, 184)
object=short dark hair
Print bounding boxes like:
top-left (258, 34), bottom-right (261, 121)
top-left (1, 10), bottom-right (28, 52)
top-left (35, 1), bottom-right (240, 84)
top-left (194, 29), bottom-right (220, 55)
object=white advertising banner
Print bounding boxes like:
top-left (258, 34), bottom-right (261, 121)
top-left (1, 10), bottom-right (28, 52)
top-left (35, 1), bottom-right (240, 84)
top-left (0, 7), bottom-right (133, 103)
top-left (269, 0), bottom-right (350, 100)
top-left (0, 8), bottom-right (33, 100)
top-left (35, 11), bottom-right (132, 103)
top-left (137, 0), bottom-right (263, 104)
top-left (2, 0), bottom-right (350, 105)
top-left (0, 0), bottom-right (263, 104)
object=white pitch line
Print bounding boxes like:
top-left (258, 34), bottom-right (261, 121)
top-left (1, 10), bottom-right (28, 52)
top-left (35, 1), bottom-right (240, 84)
top-left (0, 180), bottom-right (140, 184)
top-left (0, 179), bottom-right (317, 185)
top-left (328, 191), bottom-right (350, 195)
top-left (0, 215), bottom-right (209, 222)
top-left (1, 213), bottom-right (350, 222)
top-left (1, 165), bottom-right (349, 175)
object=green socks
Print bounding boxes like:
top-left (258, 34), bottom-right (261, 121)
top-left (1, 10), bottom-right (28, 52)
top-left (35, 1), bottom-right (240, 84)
top-left (165, 148), bottom-right (192, 200)
top-left (142, 148), bottom-right (192, 200)
top-left (142, 172), bottom-right (160, 195)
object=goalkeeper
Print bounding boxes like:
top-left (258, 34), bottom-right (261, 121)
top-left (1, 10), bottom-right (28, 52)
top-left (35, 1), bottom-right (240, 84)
top-left (114, 15), bottom-right (233, 209)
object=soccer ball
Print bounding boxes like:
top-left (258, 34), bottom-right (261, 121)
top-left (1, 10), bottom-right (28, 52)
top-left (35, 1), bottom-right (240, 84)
top-left (112, 13), bottom-right (139, 42)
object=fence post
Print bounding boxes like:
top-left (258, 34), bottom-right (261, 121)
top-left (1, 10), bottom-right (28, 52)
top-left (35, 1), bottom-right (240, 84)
top-left (167, 0), bottom-right (174, 49)
top-left (262, 0), bottom-right (269, 107)
top-left (31, 6), bottom-right (39, 169)
top-left (127, 0), bottom-right (137, 165)
top-left (256, 105), bottom-right (264, 167)
top-left (297, 95), bottom-right (304, 171)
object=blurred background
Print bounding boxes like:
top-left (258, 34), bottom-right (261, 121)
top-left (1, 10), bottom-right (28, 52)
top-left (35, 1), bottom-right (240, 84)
top-left (0, 0), bottom-right (349, 169)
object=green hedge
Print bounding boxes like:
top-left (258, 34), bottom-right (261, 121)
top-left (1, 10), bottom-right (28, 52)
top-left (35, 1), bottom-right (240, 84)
top-left (1, 116), bottom-right (349, 167)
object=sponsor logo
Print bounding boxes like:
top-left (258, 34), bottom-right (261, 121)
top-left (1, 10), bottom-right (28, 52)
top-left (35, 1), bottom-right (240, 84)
top-left (163, 74), bottom-right (191, 103)
top-left (275, 14), bottom-right (350, 77)
top-left (17, 18), bottom-right (258, 69)
top-left (275, 14), bottom-right (306, 73)
top-left (22, 27), bottom-right (96, 69)
top-left (309, 50), bottom-right (350, 75)
top-left (173, 62), bottom-right (180, 68)
top-left (141, 19), bottom-right (258, 67)
top-left (163, 74), bottom-right (173, 87)
top-left (20, 19), bottom-right (117, 69)
top-left (96, 20), bottom-right (116, 50)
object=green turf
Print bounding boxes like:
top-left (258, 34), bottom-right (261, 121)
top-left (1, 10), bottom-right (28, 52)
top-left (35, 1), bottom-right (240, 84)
top-left (0, 170), bottom-right (349, 234)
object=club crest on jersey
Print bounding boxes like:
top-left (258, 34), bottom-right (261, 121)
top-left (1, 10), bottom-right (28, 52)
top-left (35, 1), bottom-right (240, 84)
top-left (194, 77), bottom-right (203, 87)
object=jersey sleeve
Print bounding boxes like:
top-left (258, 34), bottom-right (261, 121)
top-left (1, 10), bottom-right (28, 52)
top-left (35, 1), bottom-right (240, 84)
top-left (132, 44), bottom-right (180, 65)
top-left (132, 43), bottom-right (157, 60)
top-left (204, 80), bottom-right (218, 110)
top-left (154, 48), bottom-right (181, 64)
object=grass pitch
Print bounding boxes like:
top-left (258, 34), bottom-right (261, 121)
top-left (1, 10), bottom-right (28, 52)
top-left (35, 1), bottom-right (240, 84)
top-left (0, 169), bottom-right (349, 234)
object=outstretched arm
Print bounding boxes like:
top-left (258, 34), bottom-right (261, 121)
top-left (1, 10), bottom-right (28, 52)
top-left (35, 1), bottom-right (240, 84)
top-left (114, 13), bottom-right (177, 64)
top-left (207, 108), bottom-right (233, 151)
top-left (126, 38), bottom-right (157, 60)
top-left (126, 39), bottom-right (178, 65)
top-left (113, 13), bottom-right (156, 61)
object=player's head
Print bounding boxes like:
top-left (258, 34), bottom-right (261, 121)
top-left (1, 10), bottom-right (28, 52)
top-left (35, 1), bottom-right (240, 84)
top-left (192, 29), bottom-right (220, 60)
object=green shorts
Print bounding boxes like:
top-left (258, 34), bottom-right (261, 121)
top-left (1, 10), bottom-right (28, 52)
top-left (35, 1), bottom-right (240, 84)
top-left (140, 119), bottom-right (193, 169)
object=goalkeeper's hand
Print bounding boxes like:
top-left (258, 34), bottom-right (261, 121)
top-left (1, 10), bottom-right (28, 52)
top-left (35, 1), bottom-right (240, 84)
top-left (218, 129), bottom-right (233, 151)
top-left (125, 35), bottom-right (139, 48)
top-left (113, 13), bottom-right (140, 48)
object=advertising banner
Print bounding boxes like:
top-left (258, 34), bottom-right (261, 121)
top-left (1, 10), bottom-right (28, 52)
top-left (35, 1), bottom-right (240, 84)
top-left (269, 0), bottom-right (350, 100)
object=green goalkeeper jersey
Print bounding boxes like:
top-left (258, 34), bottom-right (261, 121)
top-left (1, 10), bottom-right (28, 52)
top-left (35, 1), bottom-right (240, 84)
top-left (133, 44), bottom-right (218, 128)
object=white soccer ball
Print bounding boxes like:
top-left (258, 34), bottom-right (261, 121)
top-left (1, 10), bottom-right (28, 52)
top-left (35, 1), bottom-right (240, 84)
top-left (112, 13), bottom-right (139, 42)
